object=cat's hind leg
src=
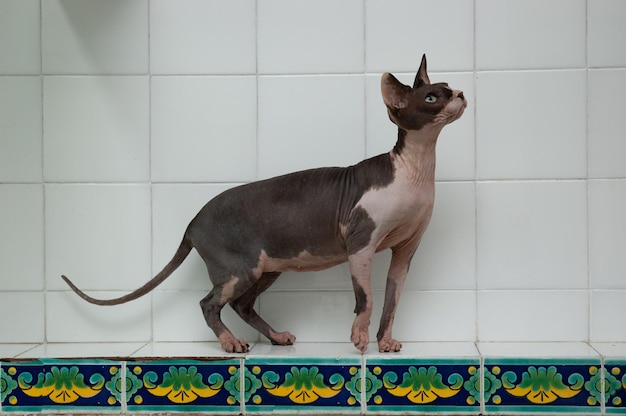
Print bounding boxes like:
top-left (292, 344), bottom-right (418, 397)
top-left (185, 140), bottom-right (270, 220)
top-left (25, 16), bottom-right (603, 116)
top-left (229, 271), bottom-right (296, 346)
top-left (200, 283), bottom-right (250, 353)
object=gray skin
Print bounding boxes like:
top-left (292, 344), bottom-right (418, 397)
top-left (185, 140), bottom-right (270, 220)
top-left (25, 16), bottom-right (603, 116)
top-left (62, 55), bottom-right (467, 354)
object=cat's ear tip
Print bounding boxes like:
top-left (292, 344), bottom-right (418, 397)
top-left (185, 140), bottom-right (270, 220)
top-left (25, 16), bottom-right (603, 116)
top-left (381, 72), bottom-right (398, 84)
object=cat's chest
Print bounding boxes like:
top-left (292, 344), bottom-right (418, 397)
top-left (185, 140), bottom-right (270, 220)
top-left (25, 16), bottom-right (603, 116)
top-left (353, 172), bottom-right (435, 243)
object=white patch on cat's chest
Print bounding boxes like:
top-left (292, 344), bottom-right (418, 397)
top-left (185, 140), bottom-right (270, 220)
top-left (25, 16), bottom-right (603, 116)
top-left (354, 173), bottom-right (435, 251)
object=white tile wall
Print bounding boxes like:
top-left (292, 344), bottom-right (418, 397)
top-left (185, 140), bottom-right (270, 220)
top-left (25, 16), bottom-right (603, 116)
top-left (45, 184), bottom-right (152, 291)
top-left (1, 1), bottom-right (625, 346)
top-left (476, 70), bottom-right (587, 180)
top-left (0, 185), bottom-right (44, 290)
top-left (0, 0), bottom-right (40, 74)
top-left (365, 0), bottom-right (474, 72)
top-left (589, 180), bottom-right (626, 289)
top-left (257, 75), bottom-right (365, 178)
top-left (41, 0), bottom-right (148, 74)
top-left (151, 76), bottom-right (257, 182)
top-left (477, 181), bottom-right (588, 290)
top-left (475, 0), bottom-right (586, 70)
top-left (43, 76), bottom-right (150, 182)
top-left (150, 0), bottom-right (256, 75)
top-left (257, 0), bottom-right (364, 74)
top-left (588, 69), bottom-right (626, 178)
top-left (0, 77), bottom-right (42, 182)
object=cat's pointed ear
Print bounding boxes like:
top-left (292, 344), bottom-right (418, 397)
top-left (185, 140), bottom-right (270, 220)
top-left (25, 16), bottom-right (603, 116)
top-left (381, 72), bottom-right (411, 110)
top-left (413, 54), bottom-right (430, 88)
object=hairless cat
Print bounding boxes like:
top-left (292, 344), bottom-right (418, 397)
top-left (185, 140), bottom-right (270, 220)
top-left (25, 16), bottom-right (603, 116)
top-left (63, 55), bottom-right (467, 353)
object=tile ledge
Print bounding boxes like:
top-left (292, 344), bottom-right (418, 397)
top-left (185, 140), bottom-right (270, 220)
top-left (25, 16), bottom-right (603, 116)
top-left (3, 341), bottom-right (626, 360)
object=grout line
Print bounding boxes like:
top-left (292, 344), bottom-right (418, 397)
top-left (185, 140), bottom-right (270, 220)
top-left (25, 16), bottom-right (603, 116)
top-left (240, 358), bottom-right (246, 414)
top-left (361, 354), bottom-right (366, 413)
top-left (584, 0), bottom-right (594, 346)
top-left (121, 360), bottom-right (128, 413)
top-left (147, 0), bottom-right (155, 346)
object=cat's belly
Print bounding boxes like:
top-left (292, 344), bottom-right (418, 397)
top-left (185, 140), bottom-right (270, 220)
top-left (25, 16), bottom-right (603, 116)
top-left (256, 249), bottom-right (347, 273)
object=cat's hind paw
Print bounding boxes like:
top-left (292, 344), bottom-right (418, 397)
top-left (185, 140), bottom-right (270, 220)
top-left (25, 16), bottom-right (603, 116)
top-left (270, 331), bottom-right (296, 346)
top-left (378, 338), bottom-right (402, 353)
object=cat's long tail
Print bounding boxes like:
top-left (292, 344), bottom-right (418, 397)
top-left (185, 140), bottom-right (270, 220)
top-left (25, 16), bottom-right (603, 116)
top-left (61, 236), bottom-right (193, 306)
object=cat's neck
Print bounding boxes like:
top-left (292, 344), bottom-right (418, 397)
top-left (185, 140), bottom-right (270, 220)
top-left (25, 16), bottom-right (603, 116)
top-left (391, 127), bottom-right (442, 186)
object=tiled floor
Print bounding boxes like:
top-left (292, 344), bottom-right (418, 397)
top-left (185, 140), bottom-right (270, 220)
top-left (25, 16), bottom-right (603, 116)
top-left (1, 342), bottom-right (625, 414)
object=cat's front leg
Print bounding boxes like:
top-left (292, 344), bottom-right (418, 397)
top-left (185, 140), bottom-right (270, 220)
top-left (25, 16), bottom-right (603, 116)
top-left (376, 242), bottom-right (419, 352)
top-left (348, 249), bottom-right (375, 352)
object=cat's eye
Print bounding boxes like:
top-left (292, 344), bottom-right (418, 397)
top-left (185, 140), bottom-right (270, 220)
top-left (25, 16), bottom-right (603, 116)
top-left (425, 94), bottom-right (437, 103)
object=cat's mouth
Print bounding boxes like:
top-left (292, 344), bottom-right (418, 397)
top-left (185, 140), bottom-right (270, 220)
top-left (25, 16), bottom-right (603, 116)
top-left (437, 94), bottom-right (467, 125)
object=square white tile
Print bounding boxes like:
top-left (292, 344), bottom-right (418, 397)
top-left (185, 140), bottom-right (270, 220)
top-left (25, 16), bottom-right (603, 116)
top-left (475, 0), bottom-right (586, 70)
top-left (589, 180), bottom-right (626, 289)
top-left (386, 290), bottom-right (476, 342)
top-left (364, 342), bottom-right (480, 358)
top-left (588, 0), bottom-right (626, 67)
top-left (365, 0), bottom-right (474, 72)
top-left (46, 291), bottom-right (151, 342)
top-left (478, 290), bottom-right (588, 342)
top-left (249, 342), bottom-right (361, 358)
top-left (45, 184), bottom-right (152, 291)
top-left (588, 69), bottom-right (626, 178)
top-left (0, 0), bottom-right (40, 74)
top-left (43, 76), bottom-right (150, 182)
top-left (476, 70), bottom-right (587, 180)
top-left (257, 0), bottom-right (364, 74)
top-left (477, 342), bottom-right (599, 358)
top-left (259, 291), bottom-right (357, 343)
top-left (0, 185), bottom-right (44, 290)
top-left (257, 75), bottom-right (365, 179)
top-left (0, 344), bottom-right (39, 359)
top-left (152, 291), bottom-right (259, 343)
top-left (0, 293), bottom-right (45, 343)
top-left (477, 181), bottom-right (587, 290)
top-left (0, 76), bottom-right (42, 182)
top-left (591, 290), bottom-right (626, 342)
top-left (590, 342), bottom-right (626, 358)
top-left (17, 342), bottom-right (146, 359)
top-left (150, 0), bottom-right (256, 74)
top-left (371, 182), bottom-right (476, 291)
top-left (150, 76), bottom-right (256, 182)
top-left (42, 0), bottom-right (148, 74)
top-left (366, 72), bottom-right (475, 181)
top-left (152, 184), bottom-right (240, 290)
top-left (132, 341), bottom-right (240, 358)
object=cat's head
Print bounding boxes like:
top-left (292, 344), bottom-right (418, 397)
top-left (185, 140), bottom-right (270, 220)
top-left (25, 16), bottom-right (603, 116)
top-left (381, 55), bottom-right (466, 133)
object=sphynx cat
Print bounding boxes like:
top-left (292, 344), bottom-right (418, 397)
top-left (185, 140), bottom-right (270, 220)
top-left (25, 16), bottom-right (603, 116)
top-left (62, 55), bottom-right (466, 353)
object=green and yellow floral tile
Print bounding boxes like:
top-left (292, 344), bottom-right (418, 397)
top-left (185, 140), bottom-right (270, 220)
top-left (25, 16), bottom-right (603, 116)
top-left (0, 359), bottom-right (122, 413)
top-left (606, 360), bottom-right (626, 413)
top-left (364, 358), bottom-right (481, 414)
top-left (124, 358), bottom-right (242, 413)
top-left (244, 357), bottom-right (362, 413)
top-left (483, 358), bottom-right (602, 413)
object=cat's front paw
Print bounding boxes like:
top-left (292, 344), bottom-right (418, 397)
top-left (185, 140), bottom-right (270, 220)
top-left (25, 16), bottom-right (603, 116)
top-left (351, 326), bottom-right (369, 352)
top-left (378, 338), bottom-right (402, 353)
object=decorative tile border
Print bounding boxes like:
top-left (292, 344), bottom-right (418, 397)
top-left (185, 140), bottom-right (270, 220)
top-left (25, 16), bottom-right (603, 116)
top-left (3, 354), bottom-right (626, 414)
top-left (365, 357), bottom-right (481, 414)
top-left (483, 358), bottom-right (602, 414)
top-left (605, 360), bottom-right (626, 413)
top-left (244, 357), bottom-right (362, 413)
top-left (0, 359), bottom-right (122, 413)
top-left (125, 358), bottom-right (242, 413)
